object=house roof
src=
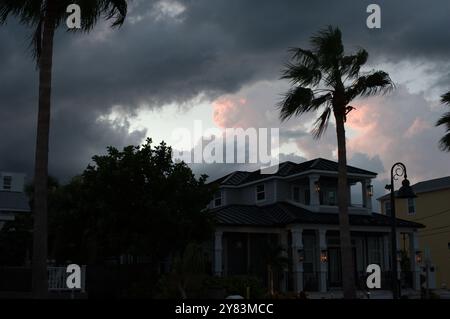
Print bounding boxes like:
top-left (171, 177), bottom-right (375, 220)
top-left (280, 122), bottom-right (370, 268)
top-left (377, 176), bottom-right (450, 201)
top-left (212, 202), bottom-right (424, 229)
top-left (0, 191), bottom-right (31, 213)
top-left (210, 158), bottom-right (377, 186)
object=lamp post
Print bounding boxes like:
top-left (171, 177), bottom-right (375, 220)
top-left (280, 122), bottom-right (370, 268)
top-left (385, 162), bottom-right (417, 299)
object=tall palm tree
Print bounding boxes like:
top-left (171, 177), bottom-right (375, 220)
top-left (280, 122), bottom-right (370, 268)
top-left (436, 92), bottom-right (450, 151)
top-left (0, 0), bottom-right (128, 298)
top-left (277, 26), bottom-right (394, 298)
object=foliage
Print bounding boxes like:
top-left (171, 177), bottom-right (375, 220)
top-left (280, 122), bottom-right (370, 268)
top-left (23, 139), bottom-right (214, 267)
top-left (278, 25), bottom-right (394, 137)
top-left (436, 91), bottom-right (450, 151)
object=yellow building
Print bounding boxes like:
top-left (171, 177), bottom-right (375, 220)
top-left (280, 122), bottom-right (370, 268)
top-left (378, 176), bottom-right (450, 289)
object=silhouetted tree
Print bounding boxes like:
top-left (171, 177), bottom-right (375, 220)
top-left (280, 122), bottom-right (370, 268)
top-left (437, 92), bottom-right (450, 151)
top-left (277, 26), bottom-right (394, 298)
top-left (0, 0), bottom-right (128, 297)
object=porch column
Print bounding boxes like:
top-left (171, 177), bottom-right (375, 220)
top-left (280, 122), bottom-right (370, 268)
top-left (279, 231), bottom-right (289, 293)
top-left (361, 179), bottom-right (373, 212)
top-left (409, 232), bottom-right (421, 290)
top-left (291, 227), bottom-right (303, 293)
top-left (309, 175), bottom-right (320, 209)
top-left (214, 231), bottom-right (223, 277)
top-left (318, 229), bottom-right (328, 293)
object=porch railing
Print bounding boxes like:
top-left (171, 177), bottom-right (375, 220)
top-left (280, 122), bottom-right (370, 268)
top-left (48, 266), bottom-right (86, 292)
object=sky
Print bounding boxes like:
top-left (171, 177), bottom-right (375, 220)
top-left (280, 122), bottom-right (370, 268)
top-left (1, 0), bottom-right (450, 210)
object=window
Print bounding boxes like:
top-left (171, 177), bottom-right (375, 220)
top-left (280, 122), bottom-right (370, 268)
top-left (3, 176), bottom-right (12, 190)
top-left (384, 200), bottom-right (391, 216)
top-left (407, 198), bottom-right (416, 216)
top-left (292, 186), bottom-right (300, 202)
top-left (256, 184), bottom-right (265, 201)
top-left (328, 191), bottom-right (336, 206)
top-left (213, 190), bottom-right (223, 207)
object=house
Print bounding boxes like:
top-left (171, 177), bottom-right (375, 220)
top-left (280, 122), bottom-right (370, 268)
top-left (378, 176), bottom-right (450, 290)
top-left (208, 158), bottom-right (424, 293)
top-left (0, 172), bottom-right (30, 231)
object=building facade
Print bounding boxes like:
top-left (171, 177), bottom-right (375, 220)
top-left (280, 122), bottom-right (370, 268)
top-left (209, 159), bottom-right (423, 293)
top-left (378, 176), bottom-right (450, 290)
top-left (0, 172), bottom-right (30, 231)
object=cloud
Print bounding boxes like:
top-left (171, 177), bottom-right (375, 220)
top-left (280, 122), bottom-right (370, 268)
top-left (1, 0), bottom-right (450, 182)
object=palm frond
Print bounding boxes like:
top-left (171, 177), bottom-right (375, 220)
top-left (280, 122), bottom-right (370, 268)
top-left (436, 112), bottom-right (450, 128)
top-left (311, 106), bottom-right (332, 139)
top-left (281, 62), bottom-right (322, 86)
top-left (277, 86), bottom-right (314, 121)
top-left (441, 91), bottom-right (450, 105)
top-left (346, 70), bottom-right (394, 100)
top-left (438, 132), bottom-right (450, 152)
top-left (340, 48), bottom-right (368, 79)
top-left (287, 47), bottom-right (318, 69)
top-left (310, 25), bottom-right (344, 72)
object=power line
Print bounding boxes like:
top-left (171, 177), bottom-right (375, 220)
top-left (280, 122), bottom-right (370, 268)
top-left (418, 229), bottom-right (450, 238)
top-left (411, 207), bottom-right (450, 221)
top-left (420, 224), bottom-right (450, 233)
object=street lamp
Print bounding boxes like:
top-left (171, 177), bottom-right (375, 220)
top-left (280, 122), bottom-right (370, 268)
top-left (385, 162), bottom-right (417, 299)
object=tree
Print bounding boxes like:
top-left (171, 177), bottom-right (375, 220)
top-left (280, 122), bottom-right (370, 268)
top-left (277, 26), bottom-right (394, 298)
top-left (436, 92), bottom-right (450, 151)
top-left (0, 0), bottom-right (128, 297)
top-left (80, 139), bottom-right (214, 261)
top-left (262, 242), bottom-right (288, 296)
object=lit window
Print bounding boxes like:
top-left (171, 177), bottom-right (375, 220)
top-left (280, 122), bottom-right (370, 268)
top-left (407, 198), bottom-right (416, 216)
top-left (256, 184), bottom-right (265, 201)
top-left (384, 200), bottom-right (391, 216)
top-left (214, 190), bottom-right (223, 207)
top-left (3, 176), bottom-right (12, 190)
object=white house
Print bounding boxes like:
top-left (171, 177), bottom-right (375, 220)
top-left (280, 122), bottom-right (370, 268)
top-left (0, 172), bottom-right (30, 231)
top-left (208, 158), bottom-right (423, 293)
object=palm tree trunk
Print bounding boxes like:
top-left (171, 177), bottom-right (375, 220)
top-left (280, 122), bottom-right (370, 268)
top-left (31, 5), bottom-right (56, 299)
top-left (334, 114), bottom-right (356, 299)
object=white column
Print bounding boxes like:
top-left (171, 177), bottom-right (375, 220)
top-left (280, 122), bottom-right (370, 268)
top-left (279, 231), bottom-right (289, 293)
top-left (291, 227), bottom-right (303, 293)
top-left (214, 231), bottom-right (223, 277)
top-left (309, 175), bottom-right (320, 209)
top-left (409, 232), bottom-right (421, 291)
top-left (318, 229), bottom-right (328, 293)
top-left (361, 179), bottom-right (373, 212)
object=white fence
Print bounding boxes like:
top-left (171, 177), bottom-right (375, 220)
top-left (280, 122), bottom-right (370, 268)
top-left (48, 266), bottom-right (86, 292)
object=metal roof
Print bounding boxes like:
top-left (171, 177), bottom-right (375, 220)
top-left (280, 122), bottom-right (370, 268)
top-left (212, 202), bottom-right (424, 229)
top-left (209, 158), bottom-right (377, 186)
top-left (377, 176), bottom-right (450, 201)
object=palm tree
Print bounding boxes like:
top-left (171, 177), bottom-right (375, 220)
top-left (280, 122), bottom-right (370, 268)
top-left (436, 92), bottom-right (450, 151)
top-left (0, 0), bottom-right (128, 298)
top-left (277, 26), bottom-right (394, 298)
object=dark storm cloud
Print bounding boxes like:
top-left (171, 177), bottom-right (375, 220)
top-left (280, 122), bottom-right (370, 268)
top-left (1, 0), bottom-right (450, 180)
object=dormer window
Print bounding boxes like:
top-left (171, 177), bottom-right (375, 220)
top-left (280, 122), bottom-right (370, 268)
top-left (256, 184), bottom-right (265, 201)
top-left (3, 176), bottom-right (12, 191)
top-left (214, 190), bottom-right (223, 207)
